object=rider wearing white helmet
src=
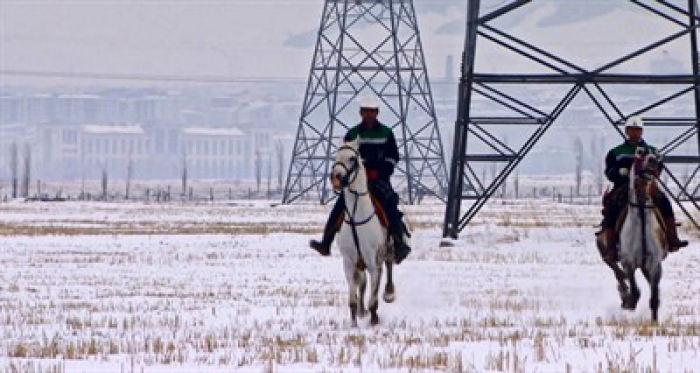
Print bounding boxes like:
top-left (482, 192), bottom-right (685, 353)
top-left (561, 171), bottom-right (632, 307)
top-left (600, 116), bottom-right (688, 261)
top-left (309, 95), bottom-right (411, 264)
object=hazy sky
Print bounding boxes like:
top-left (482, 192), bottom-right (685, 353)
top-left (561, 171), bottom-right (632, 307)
top-left (0, 0), bottom-right (470, 85)
top-left (0, 0), bottom-right (692, 87)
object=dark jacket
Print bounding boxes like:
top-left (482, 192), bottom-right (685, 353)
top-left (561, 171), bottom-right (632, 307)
top-left (604, 139), bottom-right (658, 188)
top-left (344, 122), bottom-right (400, 181)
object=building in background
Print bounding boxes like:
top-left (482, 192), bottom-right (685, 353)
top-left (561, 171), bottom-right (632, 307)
top-left (82, 125), bottom-right (149, 180)
top-left (182, 127), bottom-right (246, 180)
top-left (0, 88), bottom-right (284, 183)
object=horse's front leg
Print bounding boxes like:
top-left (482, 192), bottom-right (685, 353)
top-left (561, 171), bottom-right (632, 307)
top-left (343, 261), bottom-right (360, 328)
top-left (368, 262), bottom-right (383, 326)
top-left (605, 258), bottom-right (629, 303)
top-left (622, 264), bottom-right (641, 311)
top-left (356, 269), bottom-right (367, 318)
top-left (643, 265), bottom-right (662, 322)
top-left (383, 256), bottom-right (395, 303)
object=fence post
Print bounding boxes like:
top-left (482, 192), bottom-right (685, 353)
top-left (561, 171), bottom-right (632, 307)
top-left (570, 186), bottom-right (574, 204)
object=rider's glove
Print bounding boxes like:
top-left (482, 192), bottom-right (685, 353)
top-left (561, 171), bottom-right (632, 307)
top-left (366, 169), bottom-right (379, 182)
top-left (619, 168), bottom-right (629, 176)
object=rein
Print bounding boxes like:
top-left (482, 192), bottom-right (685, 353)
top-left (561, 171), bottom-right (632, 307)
top-left (628, 202), bottom-right (656, 209)
top-left (628, 155), bottom-right (658, 259)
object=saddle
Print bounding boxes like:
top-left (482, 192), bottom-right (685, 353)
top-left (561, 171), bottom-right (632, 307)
top-left (370, 194), bottom-right (390, 227)
top-left (334, 193), bottom-right (390, 228)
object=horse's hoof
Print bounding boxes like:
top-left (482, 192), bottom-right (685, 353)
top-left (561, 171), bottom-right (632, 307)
top-left (370, 314), bottom-right (380, 326)
top-left (383, 291), bottom-right (395, 303)
top-left (621, 299), bottom-right (635, 310)
top-left (621, 303), bottom-right (635, 311)
top-left (357, 308), bottom-right (368, 318)
top-left (351, 320), bottom-right (358, 328)
top-left (621, 297), bottom-right (639, 311)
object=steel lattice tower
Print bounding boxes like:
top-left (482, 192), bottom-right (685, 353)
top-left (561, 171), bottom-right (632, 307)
top-left (444, 0), bottom-right (700, 238)
top-left (283, 0), bottom-right (448, 205)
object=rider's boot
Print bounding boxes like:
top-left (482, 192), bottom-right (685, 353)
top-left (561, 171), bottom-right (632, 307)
top-left (386, 207), bottom-right (411, 264)
top-left (603, 227), bottom-right (619, 262)
top-left (664, 217), bottom-right (688, 252)
top-left (391, 225), bottom-right (411, 265)
top-left (309, 198), bottom-right (344, 256)
top-left (370, 180), bottom-right (411, 264)
top-left (309, 222), bottom-right (335, 256)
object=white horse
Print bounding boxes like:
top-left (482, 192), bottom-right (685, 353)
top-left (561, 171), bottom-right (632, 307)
top-left (618, 153), bottom-right (667, 322)
top-left (330, 139), bottom-right (397, 327)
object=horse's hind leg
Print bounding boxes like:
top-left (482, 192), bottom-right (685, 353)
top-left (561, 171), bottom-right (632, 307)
top-left (605, 259), bottom-right (629, 304)
top-left (368, 265), bottom-right (383, 326)
top-left (383, 258), bottom-right (395, 303)
top-left (598, 234), bottom-right (629, 302)
top-left (356, 270), bottom-right (367, 318)
top-left (643, 265), bottom-right (662, 322)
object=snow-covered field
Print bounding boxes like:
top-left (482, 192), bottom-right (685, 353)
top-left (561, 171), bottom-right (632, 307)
top-left (0, 199), bottom-right (698, 372)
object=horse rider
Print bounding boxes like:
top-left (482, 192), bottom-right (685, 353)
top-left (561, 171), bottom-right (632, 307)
top-left (309, 96), bottom-right (412, 264)
top-left (600, 116), bottom-right (688, 261)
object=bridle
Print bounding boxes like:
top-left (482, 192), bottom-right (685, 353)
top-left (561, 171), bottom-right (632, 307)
top-left (333, 145), bottom-right (361, 191)
top-left (333, 145), bottom-right (375, 226)
top-left (333, 144), bottom-right (378, 261)
top-left (628, 153), bottom-right (660, 259)
top-left (628, 154), bottom-right (658, 210)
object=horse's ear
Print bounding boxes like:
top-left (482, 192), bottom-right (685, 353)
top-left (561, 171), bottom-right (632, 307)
top-left (351, 136), bottom-right (360, 148)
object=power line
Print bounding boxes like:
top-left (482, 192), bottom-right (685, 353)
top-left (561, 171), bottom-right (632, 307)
top-left (0, 70), bottom-right (307, 84)
top-left (1, 0), bottom-right (470, 4)
top-left (0, 69), bottom-right (457, 85)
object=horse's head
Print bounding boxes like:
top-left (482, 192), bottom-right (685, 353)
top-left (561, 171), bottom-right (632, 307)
top-left (631, 151), bottom-right (661, 201)
top-left (330, 139), bottom-right (364, 190)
